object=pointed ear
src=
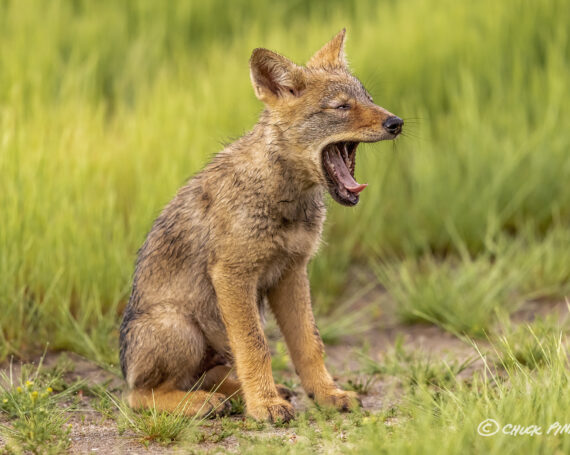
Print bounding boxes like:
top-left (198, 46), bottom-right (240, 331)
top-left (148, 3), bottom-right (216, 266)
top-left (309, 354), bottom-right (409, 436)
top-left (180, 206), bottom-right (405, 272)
top-left (249, 48), bottom-right (306, 104)
top-left (307, 29), bottom-right (347, 69)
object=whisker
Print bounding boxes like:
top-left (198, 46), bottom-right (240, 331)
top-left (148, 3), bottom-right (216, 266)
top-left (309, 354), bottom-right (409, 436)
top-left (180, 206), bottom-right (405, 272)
top-left (400, 124), bottom-right (421, 133)
top-left (399, 131), bottom-right (424, 142)
top-left (401, 128), bottom-right (421, 136)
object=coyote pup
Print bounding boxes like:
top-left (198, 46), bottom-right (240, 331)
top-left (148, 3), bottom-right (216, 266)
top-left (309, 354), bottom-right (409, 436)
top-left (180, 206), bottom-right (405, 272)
top-left (119, 29), bottom-right (403, 422)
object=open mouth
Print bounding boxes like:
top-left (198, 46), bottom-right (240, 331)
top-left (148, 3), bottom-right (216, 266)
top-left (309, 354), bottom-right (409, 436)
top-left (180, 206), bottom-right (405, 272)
top-left (321, 141), bottom-right (367, 206)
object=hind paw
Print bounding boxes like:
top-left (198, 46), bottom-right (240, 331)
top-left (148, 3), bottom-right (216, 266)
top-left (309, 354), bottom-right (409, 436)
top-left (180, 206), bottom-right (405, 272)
top-left (199, 392), bottom-right (232, 418)
top-left (276, 384), bottom-right (296, 402)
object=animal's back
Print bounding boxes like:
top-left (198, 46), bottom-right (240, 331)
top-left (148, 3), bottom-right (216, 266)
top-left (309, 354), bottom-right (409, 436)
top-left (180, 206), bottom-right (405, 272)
top-left (119, 170), bottom-right (219, 384)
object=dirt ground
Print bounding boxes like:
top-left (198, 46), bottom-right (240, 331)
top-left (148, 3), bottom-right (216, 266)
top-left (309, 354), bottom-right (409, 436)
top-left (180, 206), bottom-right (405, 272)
top-left (0, 326), bottom-right (476, 454)
top-left (2, 294), bottom-right (566, 454)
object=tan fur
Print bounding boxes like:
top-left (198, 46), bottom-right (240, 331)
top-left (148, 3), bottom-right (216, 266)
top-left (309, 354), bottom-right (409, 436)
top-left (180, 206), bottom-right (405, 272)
top-left (119, 29), bottom-right (402, 422)
top-left (128, 387), bottom-right (229, 418)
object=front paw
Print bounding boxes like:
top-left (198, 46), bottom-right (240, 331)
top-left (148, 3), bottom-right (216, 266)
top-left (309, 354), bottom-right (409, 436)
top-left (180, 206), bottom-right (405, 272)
top-left (247, 397), bottom-right (295, 423)
top-left (313, 388), bottom-right (361, 412)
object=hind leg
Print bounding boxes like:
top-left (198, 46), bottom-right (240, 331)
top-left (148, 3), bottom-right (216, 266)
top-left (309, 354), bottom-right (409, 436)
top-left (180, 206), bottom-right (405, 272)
top-left (121, 302), bottom-right (231, 416)
top-left (202, 365), bottom-right (242, 398)
top-left (128, 384), bottom-right (230, 417)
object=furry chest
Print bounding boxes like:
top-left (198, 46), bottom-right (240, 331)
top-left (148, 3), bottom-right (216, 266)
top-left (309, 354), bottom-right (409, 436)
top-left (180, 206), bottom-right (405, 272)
top-left (271, 194), bottom-right (325, 256)
top-left (256, 219), bottom-right (323, 292)
top-left (276, 221), bottom-right (322, 257)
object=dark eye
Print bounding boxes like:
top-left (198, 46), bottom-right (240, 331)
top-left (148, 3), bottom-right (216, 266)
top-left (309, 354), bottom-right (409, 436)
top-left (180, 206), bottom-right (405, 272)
top-left (336, 103), bottom-right (351, 110)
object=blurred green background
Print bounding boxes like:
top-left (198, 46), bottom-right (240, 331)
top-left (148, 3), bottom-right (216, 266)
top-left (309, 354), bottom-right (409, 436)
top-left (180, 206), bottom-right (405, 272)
top-left (0, 0), bottom-right (568, 363)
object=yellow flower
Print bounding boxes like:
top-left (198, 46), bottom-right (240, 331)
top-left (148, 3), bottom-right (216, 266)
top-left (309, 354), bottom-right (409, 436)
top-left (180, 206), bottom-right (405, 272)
top-left (26, 380), bottom-right (33, 388)
top-left (46, 387), bottom-right (53, 393)
top-left (2, 398), bottom-right (7, 403)
top-left (16, 386), bottom-right (22, 393)
top-left (362, 416), bottom-right (379, 425)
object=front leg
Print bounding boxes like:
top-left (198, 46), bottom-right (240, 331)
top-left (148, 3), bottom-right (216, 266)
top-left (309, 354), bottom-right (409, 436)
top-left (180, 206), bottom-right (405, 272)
top-left (210, 264), bottom-right (294, 422)
top-left (268, 263), bottom-right (360, 411)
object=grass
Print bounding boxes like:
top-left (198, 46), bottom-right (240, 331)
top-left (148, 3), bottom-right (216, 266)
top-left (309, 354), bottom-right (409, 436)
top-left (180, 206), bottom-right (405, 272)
top-left (374, 251), bottom-right (520, 337)
top-left (374, 225), bottom-right (570, 337)
top-left (1, 320), bottom-right (569, 453)
top-left (491, 313), bottom-right (570, 370)
top-left (110, 393), bottom-right (202, 447)
top-left (0, 356), bottom-right (81, 454)
top-left (317, 282), bottom-right (379, 345)
top-left (190, 322), bottom-right (570, 454)
top-left (0, 0), bottom-right (569, 453)
top-left (0, 0), bottom-right (568, 361)
top-left (350, 324), bottom-right (570, 454)
top-left (357, 336), bottom-right (476, 389)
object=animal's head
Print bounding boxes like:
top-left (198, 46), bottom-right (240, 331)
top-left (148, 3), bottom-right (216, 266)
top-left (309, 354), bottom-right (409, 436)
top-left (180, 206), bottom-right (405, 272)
top-left (249, 29), bottom-right (403, 206)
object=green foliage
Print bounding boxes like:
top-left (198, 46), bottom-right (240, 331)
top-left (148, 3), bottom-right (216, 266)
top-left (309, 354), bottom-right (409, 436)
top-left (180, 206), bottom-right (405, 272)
top-left (375, 224), bottom-right (570, 336)
top-left (375, 252), bottom-right (521, 336)
top-left (3, 330), bottom-right (570, 453)
top-left (492, 314), bottom-right (570, 371)
top-left (0, 0), bottom-right (568, 365)
top-left (107, 391), bottom-right (205, 446)
top-left (318, 282), bottom-right (379, 345)
top-left (343, 374), bottom-right (377, 395)
top-left (350, 328), bottom-right (570, 454)
top-left (271, 341), bottom-right (291, 373)
top-left (358, 336), bottom-right (475, 389)
top-left (0, 358), bottom-right (81, 455)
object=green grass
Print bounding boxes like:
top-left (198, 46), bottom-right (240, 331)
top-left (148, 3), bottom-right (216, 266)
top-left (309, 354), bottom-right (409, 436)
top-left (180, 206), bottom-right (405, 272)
top-left (0, 356), bottom-right (81, 454)
top-left (110, 393), bottom-right (203, 447)
top-left (350, 324), bottom-right (570, 455)
top-left (0, 0), bottom-right (569, 452)
top-left (374, 251), bottom-right (521, 336)
top-left (374, 225), bottom-right (570, 336)
top-left (1, 321), bottom-right (569, 453)
top-left (0, 0), bottom-right (568, 361)
top-left (358, 336), bottom-right (476, 389)
top-left (186, 322), bottom-right (570, 454)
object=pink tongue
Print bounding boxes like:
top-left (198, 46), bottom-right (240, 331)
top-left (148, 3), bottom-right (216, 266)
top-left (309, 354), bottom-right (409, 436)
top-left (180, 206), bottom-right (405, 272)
top-left (327, 148), bottom-right (367, 194)
top-left (346, 182), bottom-right (368, 194)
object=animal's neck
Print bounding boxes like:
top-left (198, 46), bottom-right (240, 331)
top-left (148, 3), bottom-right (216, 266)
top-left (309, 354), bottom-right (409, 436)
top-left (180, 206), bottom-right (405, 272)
top-left (226, 114), bottom-right (325, 211)
top-left (257, 116), bottom-right (321, 191)
top-left (221, 119), bottom-right (326, 227)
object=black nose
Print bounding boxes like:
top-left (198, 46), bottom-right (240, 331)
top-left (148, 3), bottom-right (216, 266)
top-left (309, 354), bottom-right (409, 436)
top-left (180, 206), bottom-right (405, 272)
top-left (383, 116), bottom-right (403, 135)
